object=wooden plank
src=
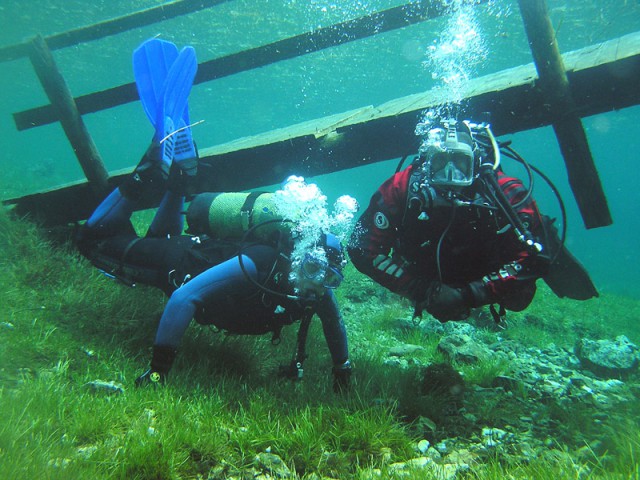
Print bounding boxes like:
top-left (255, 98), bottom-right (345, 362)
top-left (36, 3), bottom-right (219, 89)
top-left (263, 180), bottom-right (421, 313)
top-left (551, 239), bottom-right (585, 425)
top-left (4, 32), bottom-right (640, 225)
top-left (13, 0), bottom-right (454, 131)
top-left (518, 0), bottom-right (611, 229)
top-left (0, 0), bottom-right (231, 63)
top-left (28, 35), bottom-right (109, 192)
top-left (201, 106), bottom-right (378, 154)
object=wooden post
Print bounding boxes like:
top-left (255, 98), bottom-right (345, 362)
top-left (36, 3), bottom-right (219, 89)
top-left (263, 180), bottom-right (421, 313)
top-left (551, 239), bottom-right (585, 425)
top-left (28, 35), bottom-right (109, 192)
top-left (517, 0), bottom-right (612, 229)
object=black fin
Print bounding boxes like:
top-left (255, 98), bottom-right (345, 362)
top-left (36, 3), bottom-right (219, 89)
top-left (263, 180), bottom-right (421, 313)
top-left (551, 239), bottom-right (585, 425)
top-left (541, 216), bottom-right (599, 300)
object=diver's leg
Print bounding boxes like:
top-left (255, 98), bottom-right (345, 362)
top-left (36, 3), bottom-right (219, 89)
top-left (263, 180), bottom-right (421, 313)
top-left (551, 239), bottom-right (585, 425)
top-left (84, 188), bottom-right (136, 237)
top-left (91, 118), bottom-right (196, 240)
top-left (144, 136), bottom-right (199, 238)
top-left (144, 126), bottom-right (198, 238)
top-left (145, 50), bottom-right (200, 238)
top-left (147, 191), bottom-right (185, 238)
top-left (143, 129), bottom-right (199, 238)
top-left (80, 142), bottom-right (169, 242)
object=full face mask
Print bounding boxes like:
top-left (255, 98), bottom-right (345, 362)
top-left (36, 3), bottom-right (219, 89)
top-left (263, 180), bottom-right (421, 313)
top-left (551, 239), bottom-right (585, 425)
top-left (425, 122), bottom-right (475, 188)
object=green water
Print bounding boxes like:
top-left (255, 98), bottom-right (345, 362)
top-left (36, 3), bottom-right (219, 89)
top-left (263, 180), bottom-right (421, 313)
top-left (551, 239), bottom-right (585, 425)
top-left (1, 0), bottom-right (639, 296)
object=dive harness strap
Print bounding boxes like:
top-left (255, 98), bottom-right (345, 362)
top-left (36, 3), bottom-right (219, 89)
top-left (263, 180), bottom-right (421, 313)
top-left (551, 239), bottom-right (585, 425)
top-left (292, 307), bottom-right (314, 379)
top-left (404, 157), bottom-right (433, 223)
top-left (91, 237), bottom-right (146, 287)
top-left (112, 237), bottom-right (145, 286)
top-left (240, 191), bottom-right (267, 232)
top-left (278, 307), bottom-right (314, 380)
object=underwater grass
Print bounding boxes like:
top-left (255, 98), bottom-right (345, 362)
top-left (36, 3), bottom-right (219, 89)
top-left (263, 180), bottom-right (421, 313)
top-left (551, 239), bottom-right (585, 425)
top-left (457, 355), bottom-right (510, 388)
top-left (2, 208), bottom-right (640, 479)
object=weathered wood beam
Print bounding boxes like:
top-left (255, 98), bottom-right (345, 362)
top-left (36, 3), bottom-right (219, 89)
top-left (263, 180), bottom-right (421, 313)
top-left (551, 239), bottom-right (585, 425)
top-left (518, 0), bottom-right (612, 229)
top-left (13, 0), bottom-right (455, 131)
top-left (193, 31), bottom-right (640, 192)
top-left (28, 35), bottom-right (109, 193)
top-left (5, 31), bottom-right (640, 225)
top-left (0, 0), bottom-right (231, 63)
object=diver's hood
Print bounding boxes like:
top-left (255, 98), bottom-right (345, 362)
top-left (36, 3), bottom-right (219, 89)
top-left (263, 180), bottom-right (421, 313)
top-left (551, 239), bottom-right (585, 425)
top-left (321, 233), bottom-right (346, 270)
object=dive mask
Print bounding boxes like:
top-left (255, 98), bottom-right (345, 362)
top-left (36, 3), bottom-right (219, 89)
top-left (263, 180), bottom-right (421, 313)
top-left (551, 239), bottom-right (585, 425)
top-left (301, 253), bottom-right (344, 289)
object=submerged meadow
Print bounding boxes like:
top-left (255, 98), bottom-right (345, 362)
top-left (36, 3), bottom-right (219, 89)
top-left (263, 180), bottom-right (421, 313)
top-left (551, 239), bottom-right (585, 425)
top-left (1, 207), bottom-right (640, 479)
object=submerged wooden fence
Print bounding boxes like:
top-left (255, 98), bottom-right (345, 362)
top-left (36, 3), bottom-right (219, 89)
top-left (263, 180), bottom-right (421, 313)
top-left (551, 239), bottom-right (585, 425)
top-left (3, 0), bottom-right (631, 229)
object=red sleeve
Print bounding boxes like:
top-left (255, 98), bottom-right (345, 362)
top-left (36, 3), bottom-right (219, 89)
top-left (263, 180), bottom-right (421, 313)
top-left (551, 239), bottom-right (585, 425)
top-left (481, 171), bottom-right (545, 310)
top-left (497, 171), bottom-right (543, 232)
top-left (347, 166), bottom-right (422, 297)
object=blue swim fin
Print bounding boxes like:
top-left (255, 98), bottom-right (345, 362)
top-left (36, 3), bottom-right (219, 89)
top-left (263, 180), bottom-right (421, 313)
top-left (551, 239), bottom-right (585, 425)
top-left (133, 39), bottom-right (198, 165)
top-left (160, 46), bottom-right (198, 162)
top-left (133, 38), bottom-right (179, 129)
top-left (160, 46), bottom-right (197, 128)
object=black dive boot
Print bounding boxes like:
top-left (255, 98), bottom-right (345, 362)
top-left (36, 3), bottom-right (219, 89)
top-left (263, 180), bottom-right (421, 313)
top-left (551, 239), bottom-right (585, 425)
top-left (120, 142), bottom-right (171, 202)
top-left (135, 344), bottom-right (177, 387)
top-left (332, 359), bottom-right (352, 393)
top-left (167, 155), bottom-right (198, 197)
top-left (166, 121), bottom-right (199, 197)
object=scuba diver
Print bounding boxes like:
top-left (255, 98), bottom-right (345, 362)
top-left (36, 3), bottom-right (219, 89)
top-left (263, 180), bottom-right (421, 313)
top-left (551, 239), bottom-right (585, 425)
top-left (76, 38), bottom-right (353, 391)
top-left (347, 117), bottom-right (598, 323)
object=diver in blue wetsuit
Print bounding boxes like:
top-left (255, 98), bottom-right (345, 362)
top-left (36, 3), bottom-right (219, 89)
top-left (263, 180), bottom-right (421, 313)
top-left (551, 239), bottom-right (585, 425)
top-left (76, 38), bottom-right (352, 391)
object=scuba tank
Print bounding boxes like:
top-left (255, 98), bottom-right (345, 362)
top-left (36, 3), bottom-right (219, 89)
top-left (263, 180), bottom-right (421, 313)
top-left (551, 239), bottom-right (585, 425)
top-left (186, 191), bottom-right (291, 241)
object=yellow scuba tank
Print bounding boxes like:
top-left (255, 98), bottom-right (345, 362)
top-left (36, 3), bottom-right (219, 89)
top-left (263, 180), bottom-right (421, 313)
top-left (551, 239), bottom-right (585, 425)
top-left (186, 192), bottom-right (290, 241)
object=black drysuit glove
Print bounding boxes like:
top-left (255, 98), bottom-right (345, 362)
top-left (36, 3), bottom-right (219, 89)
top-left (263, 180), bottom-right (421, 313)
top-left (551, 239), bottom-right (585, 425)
top-left (415, 283), bottom-right (471, 322)
top-left (417, 280), bottom-right (495, 322)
